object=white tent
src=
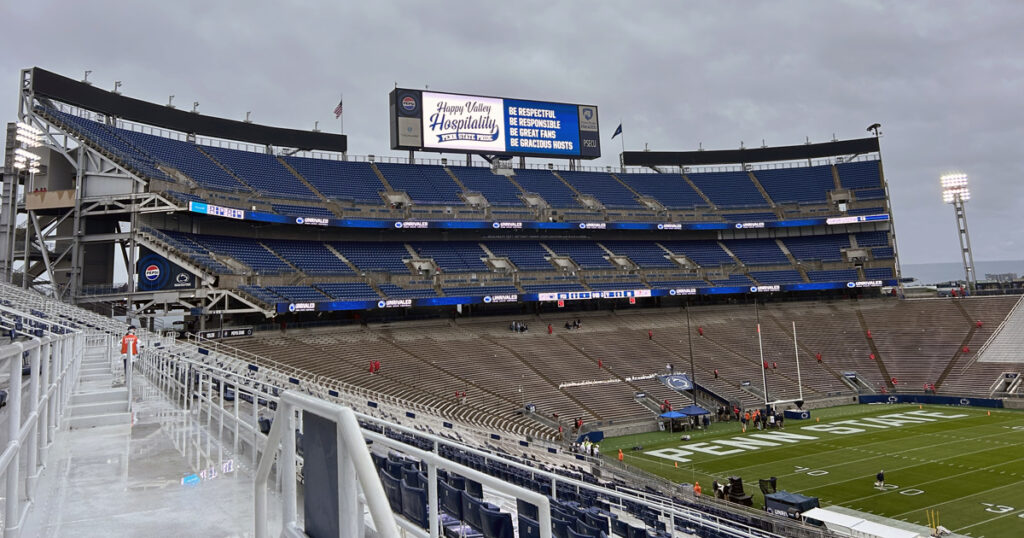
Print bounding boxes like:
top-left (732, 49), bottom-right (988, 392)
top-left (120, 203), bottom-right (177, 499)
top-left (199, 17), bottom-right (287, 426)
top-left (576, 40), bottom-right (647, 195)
top-left (802, 508), bottom-right (921, 538)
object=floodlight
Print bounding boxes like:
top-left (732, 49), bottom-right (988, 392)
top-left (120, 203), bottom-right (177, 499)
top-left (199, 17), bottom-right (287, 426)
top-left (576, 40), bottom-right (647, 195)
top-left (940, 173), bottom-right (970, 204)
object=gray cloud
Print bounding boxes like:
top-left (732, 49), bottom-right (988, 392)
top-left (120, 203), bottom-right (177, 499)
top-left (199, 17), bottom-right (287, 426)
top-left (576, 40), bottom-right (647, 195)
top-left (2, 1), bottom-right (1022, 265)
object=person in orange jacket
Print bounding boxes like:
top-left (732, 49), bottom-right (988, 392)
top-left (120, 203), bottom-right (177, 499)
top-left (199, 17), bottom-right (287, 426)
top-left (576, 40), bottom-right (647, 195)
top-left (121, 326), bottom-right (138, 374)
top-left (693, 481), bottom-right (702, 497)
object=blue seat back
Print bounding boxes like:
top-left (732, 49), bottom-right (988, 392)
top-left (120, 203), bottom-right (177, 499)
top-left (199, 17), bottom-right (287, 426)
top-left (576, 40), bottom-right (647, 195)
top-left (479, 506), bottom-right (514, 538)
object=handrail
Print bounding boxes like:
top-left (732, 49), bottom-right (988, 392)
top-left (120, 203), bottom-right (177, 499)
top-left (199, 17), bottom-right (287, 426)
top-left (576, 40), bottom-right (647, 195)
top-left (254, 390), bottom-right (400, 538)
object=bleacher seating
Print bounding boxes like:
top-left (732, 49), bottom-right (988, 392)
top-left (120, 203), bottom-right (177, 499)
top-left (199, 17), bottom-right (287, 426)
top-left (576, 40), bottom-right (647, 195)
top-left (722, 239), bottom-right (789, 266)
top-left (331, 242), bottom-right (411, 273)
top-left (687, 171), bottom-right (767, 208)
top-left (783, 235), bottom-right (850, 262)
top-left (512, 169), bottom-right (580, 208)
top-left (855, 188), bottom-right (887, 200)
top-left (864, 267), bottom-right (894, 280)
top-left (599, 241), bottom-right (676, 268)
top-left (266, 286), bottom-right (329, 302)
top-left (377, 163), bottom-right (463, 205)
top-left (283, 157), bottom-right (385, 204)
top-left (270, 203), bottom-right (334, 219)
top-left (239, 285), bottom-right (283, 304)
top-left (723, 211), bottom-right (777, 222)
top-left (449, 167), bottom-right (524, 206)
top-left (411, 242), bottom-right (489, 272)
top-left (660, 240), bottom-right (733, 266)
top-left (836, 160), bottom-right (882, 189)
top-left (709, 274), bottom-right (753, 286)
top-left (485, 241), bottom-right (551, 270)
top-left (855, 231), bottom-right (889, 247)
top-left (754, 165), bottom-right (835, 203)
top-left (313, 282), bottom-right (381, 300)
top-left (378, 283), bottom-right (437, 299)
top-left (117, 128), bottom-right (248, 192)
top-left (190, 234), bottom-right (293, 274)
top-left (443, 285), bottom-right (519, 297)
top-left (558, 171), bottom-right (642, 208)
top-left (872, 247), bottom-right (895, 259)
top-left (542, 241), bottom-right (613, 269)
top-left (616, 173), bottom-right (706, 209)
top-left (260, 239), bottom-right (353, 275)
top-left (806, 269), bottom-right (859, 282)
top-left (203, 146), bottom-right (317, 200)
top-left (749, 270), bottom-right (804, 284)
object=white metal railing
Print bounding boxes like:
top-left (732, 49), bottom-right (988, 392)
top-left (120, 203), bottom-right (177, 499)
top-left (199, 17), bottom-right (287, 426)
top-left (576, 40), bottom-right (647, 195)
top-left (0, 329), bottom-right (83, 537)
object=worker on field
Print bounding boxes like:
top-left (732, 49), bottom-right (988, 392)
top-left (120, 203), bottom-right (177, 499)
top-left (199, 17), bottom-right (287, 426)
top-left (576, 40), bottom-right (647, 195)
top-left (693, 481), bottom-right (702, 497)
top-left (875, 470), bottom-right (885, 489)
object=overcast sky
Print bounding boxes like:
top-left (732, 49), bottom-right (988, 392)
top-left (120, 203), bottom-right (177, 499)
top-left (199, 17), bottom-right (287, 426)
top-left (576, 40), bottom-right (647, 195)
top-left (2, 1), bottom-right (1022, 265)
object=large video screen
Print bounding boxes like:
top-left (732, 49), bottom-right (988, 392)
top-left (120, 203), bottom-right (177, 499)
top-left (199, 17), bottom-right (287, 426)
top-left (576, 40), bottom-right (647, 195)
top-left (390, 89), bottom-right (600, 159)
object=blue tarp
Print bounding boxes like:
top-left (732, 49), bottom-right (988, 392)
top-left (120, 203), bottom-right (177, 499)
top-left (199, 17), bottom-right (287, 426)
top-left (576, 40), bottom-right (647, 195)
top-left (659, 410), bottom-right (687, 418)
top-left (678, 405), bottom-right (709, 416)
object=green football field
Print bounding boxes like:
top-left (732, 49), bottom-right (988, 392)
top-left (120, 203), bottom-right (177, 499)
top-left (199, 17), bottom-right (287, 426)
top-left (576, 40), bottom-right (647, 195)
top-left (600, 404), bottom-right (1024, 537)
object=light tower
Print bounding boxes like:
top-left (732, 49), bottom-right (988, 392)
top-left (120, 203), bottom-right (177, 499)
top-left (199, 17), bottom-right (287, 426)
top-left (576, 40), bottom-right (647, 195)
top-left (940, 173), bottom-right (977, 292)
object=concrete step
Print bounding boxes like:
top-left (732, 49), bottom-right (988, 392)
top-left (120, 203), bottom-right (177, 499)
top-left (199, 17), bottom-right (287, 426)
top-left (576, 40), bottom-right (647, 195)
top-left (80, 366), bottom-right (109, 376)
top-left (72, 388), bottom-right (128, 405)
top-left (82, 357), bottom-right (111, 365)
top-left (67, 412), bottom-right (131, 429)
top-left (71, 400), bottom-right (128, 417)
top-left (79, 372), bottom-right (111, 383)
top-left (76, 379), bottom-right (120, 392)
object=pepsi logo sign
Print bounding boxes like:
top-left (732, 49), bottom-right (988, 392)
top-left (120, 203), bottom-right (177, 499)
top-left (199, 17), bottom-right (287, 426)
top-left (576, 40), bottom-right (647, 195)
top-left (401, 95), bottom-right (417, 111)
top-left (145, 264), bottom-right (161, 281)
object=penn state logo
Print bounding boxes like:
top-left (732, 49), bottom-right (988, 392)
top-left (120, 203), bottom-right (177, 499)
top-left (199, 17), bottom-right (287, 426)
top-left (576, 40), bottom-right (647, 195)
top-left (394, 222), bottom-right (403, 228)
top-left (750, 286), bottom-right (758, 293)
top-left (295, 217), bottom-right (304, 224)
top-left (144, 264), bottom-right (160, 281)
top-left (175, 273), bottom-right (190, 284)
top-left (669, 289), bottom-right (677, 296)
top-left (847, 282), bottom-right (856, 288)
top-left (959, 398), bottom-right (971, 406)
top-left (887, 395), bottom-right (898, 403)
top-left (578, 223), bottom-right (586, 229)
top-left (377, 300), bottom-right (387, 308)
top-left (583, 108), bottom-right (594, 121)
top-left (483, 296), bottom-right (492, 303)
top-left (401, 95), bottom-right (416, 111)
top-left (799, 411), bottom-right (810, 419)
top-left (492, 222), bottom-right (500, 229)
top-left (735, 223), bottom-right (743, 229)
top-left (657, 224), bottom-right (664, 230)
top-left (288, 303), bottom-right (296, 313)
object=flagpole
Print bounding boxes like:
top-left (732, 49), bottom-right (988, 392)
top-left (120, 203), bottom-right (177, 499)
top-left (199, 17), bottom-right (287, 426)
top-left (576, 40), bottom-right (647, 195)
top-left (619, 119), bottom-right (625, 173)
top-left (340, 93), bottom-right (344, 135)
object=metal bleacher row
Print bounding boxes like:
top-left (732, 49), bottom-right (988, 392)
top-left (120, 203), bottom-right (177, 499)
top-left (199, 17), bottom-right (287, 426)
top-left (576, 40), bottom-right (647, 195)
top-left (38, 106), bottom-right (888, 222)
top-left (138, 227), bottom-right (896, 305)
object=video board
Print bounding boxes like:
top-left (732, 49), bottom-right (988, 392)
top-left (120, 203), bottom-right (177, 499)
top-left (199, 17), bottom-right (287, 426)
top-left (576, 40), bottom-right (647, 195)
top-left (390, 88), bottom-right (600, 159)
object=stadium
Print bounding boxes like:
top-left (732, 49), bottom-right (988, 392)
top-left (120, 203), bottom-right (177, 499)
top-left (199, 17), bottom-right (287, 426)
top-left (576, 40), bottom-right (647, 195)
top-left (1, 64), bottom-right (1022, 538)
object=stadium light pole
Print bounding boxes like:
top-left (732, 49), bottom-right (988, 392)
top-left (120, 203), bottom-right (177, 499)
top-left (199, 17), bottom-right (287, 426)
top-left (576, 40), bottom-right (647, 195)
top-left (941, 173), bottom-right (977, 292)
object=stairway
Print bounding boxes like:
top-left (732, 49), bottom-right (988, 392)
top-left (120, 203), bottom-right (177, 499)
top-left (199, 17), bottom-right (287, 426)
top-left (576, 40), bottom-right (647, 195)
top-left (68, 344), bottom-right (130, 429)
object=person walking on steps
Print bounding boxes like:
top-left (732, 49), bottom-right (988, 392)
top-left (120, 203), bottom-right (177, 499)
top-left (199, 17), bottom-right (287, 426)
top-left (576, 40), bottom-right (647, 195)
top-left (121, 326), bottom-right (138, 376)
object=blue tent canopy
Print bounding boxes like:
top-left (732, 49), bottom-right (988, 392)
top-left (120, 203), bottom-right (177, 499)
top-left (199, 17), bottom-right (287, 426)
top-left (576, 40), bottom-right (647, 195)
top-left (659, 410), bottom-right (687, 418)
top-left (678, 405), bottom-right (709, 416)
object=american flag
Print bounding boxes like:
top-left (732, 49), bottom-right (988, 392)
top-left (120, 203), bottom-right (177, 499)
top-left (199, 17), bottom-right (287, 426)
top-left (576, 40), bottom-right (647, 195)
top-left (333, 99), bottom-right (343, 119)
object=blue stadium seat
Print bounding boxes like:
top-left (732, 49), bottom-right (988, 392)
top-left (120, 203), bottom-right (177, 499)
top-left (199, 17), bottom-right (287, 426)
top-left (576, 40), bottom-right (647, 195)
top-left (807, 269), bottom-right (859, 282)
top-left (754, 165), bottom-right (835, 203)
top-left (559, 171), bottom-right (642, 208)
top-left (783, 235), bottom-right (850, 262)
top-left (709, 274), bottom-right (752, 286)
top-left (512, 169), bottom-right (581, 208)
top-left (313, 282), bottom-right (381, 300)
top-left (687, 171), bottom-right (767, 208)
top-left (261, 239), bottom-right (354, 275)
top-left (749, 270), bottom-right (804, 284)
top-left (836, 160), bottom-right (882, 189)
top-left (485, 241), bottom-right (551, 270)
top-left (722, 239), bottom-right (789, 265)
top-left (203, 146), bottom-right (317, 200)
top-left (270, 204), bottom-right (334, 219)
top-left (543, 240), bottom-right (612, 269)
top-left (412, 242), bottom-right (489, 272)
top-left (660, 240), bottom-right (732, 266)
top-left (616, 173), bottom-right (706, 209)
top-left (265, 286), bottom-right (328, 302)
top-left (864, 267), bottom-right (894, 280)
top-left (118, 129), bottom-right (248, 192)
top-left (599, 241), bottom-right (676, 268)
top-left (283, 157), bottom-right (385, 204)
top-left (331, 242), bottom-right (410, 273)
top-left (449, 167), bottom-right (525, 206)
top-left (855, 231), bottom-right (889, 247)
top-left (377, 163), bottom-right (464, 205)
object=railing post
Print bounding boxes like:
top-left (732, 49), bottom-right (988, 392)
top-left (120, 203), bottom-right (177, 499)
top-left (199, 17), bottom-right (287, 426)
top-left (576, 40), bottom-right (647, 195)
top-left (38, 337), bottom-right (51, 459)
top-left (126, 344), bottom-right (134, 413)
top-left (281, 401), bottom-right (297, 530)
top-left (5, 342), bottom-right (25, 536)
top-left (26, 342), bottom-right (42, 500)
top-left (338, 409), bottom-right (360, 538)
